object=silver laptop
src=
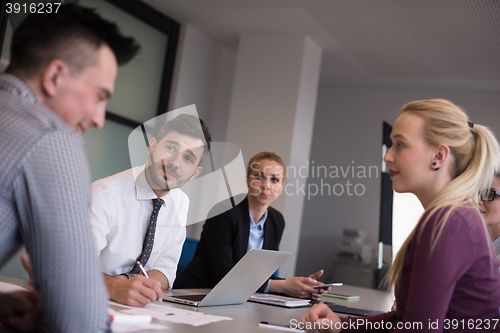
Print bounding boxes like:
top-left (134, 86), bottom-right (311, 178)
top-left (163, 249), bottom-right (291, 307)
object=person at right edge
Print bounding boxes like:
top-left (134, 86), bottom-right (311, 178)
top-left (0, 5), bottom-right (139, 333)
top-left (302, 99), bottom-right (500, 332)
top-left (479, 172), bottom-right (500, 259)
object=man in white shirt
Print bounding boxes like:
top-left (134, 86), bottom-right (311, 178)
top-left (90, 114), bottom-right (211, 307)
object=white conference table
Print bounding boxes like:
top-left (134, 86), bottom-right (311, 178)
top-left (0, 276), bottom-right (394, 332)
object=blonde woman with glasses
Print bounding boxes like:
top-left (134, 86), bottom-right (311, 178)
top-left (302, 99), bottom-right (500, 332)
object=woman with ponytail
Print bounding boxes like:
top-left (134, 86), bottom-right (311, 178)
top-left (301, 99), bottom-right (500, 332)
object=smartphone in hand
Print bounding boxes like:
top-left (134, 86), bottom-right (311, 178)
top-left (311, 282), bottom-right (343, 289)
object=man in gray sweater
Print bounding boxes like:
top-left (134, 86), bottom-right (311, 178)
top-left (0, 5), bottom-right (138, 332)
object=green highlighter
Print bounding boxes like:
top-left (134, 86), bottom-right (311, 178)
top-left (323, 293), bottom-right (360, 301)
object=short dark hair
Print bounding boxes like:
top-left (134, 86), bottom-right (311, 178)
top-left (155, 114), bottom-right (212, 165)
top-left (7, 4), bottom-right (140, 76)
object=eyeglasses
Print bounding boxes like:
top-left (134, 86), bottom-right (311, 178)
top-left (479, 189), bottom-right (500, 202)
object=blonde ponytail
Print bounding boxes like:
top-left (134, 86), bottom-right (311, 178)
top-left (385, 99), bottom-right (500, 290)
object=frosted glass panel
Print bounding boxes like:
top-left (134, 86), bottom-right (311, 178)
top-left (0, 21), bottom-right (12, 72)
top-left (79, 0), bottom-right (168, 123)
top-left (83, 121), bottom-right (134, 181)
top-left (1, 1), bottom-right (177, 184)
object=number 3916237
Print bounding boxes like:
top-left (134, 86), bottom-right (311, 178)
top-left (6, 2), bottom-right (62, 14)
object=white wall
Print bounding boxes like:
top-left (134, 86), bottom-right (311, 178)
top-left (295, 85), bottom-right (500, 278)
top-left (225, 35), bottom-right (322, 277)
top-left (169, 24), bottom-right (237, 238)
top-left (169, 24), bottom-right (236, 143)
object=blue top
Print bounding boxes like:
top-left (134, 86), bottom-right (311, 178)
top-left (247, 209), bottom-right (270, 292)
top-left (247, 209), bottom-right (268, 252)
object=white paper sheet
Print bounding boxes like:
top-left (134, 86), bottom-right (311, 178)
top-left (109, 307), bottom-right (168, 332)
top-left (0, 281), bottom-right (28, 293)
top-left (156, 313), bottom-right (232, 326)
top-left (111, 323), bottom-right (168, 332)
top-left (119, 303), bottom-right (203, 317)
top-left (115, 302), bottom-right (232, 326)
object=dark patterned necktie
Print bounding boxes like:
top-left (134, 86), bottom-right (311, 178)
top-left (130, 198), bottom-right (164, 274)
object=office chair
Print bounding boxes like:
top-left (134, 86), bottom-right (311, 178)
top-left (176, 237), bottom-right (199, 279)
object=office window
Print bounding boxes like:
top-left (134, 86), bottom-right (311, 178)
top-left (0, 1), bottom-right (11, 72)
top-left (379, 121), bottom-right (424, 263)
top-left (80, 0), bottom-right (171, 123)
top-left (0, 1), bottom-right (180, 180)
top-left (392, 192), bottom-right (424, 258)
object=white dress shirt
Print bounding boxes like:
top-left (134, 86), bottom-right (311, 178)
top-left (90, 165), bottom-right (188, 287)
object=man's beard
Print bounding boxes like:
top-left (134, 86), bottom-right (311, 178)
top-left (147, 157), bottom-right (189, 191)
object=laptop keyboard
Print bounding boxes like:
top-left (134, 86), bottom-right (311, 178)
top-left (171, 294), bottom-right (206, 302)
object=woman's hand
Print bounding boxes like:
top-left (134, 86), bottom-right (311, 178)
top-left (391, 300), bottom-right (397, 311)
top-left (301, 303), bottom-right (342, 333)
top-left (269, 270), bottom-right (329, 300)
top-left (278, 277), bottom-right (319, 298)
top-left (308, 270), bottom-right (330, 300)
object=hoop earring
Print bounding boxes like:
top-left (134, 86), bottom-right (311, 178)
top-left (432, 162), bottom-right (440, 171)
